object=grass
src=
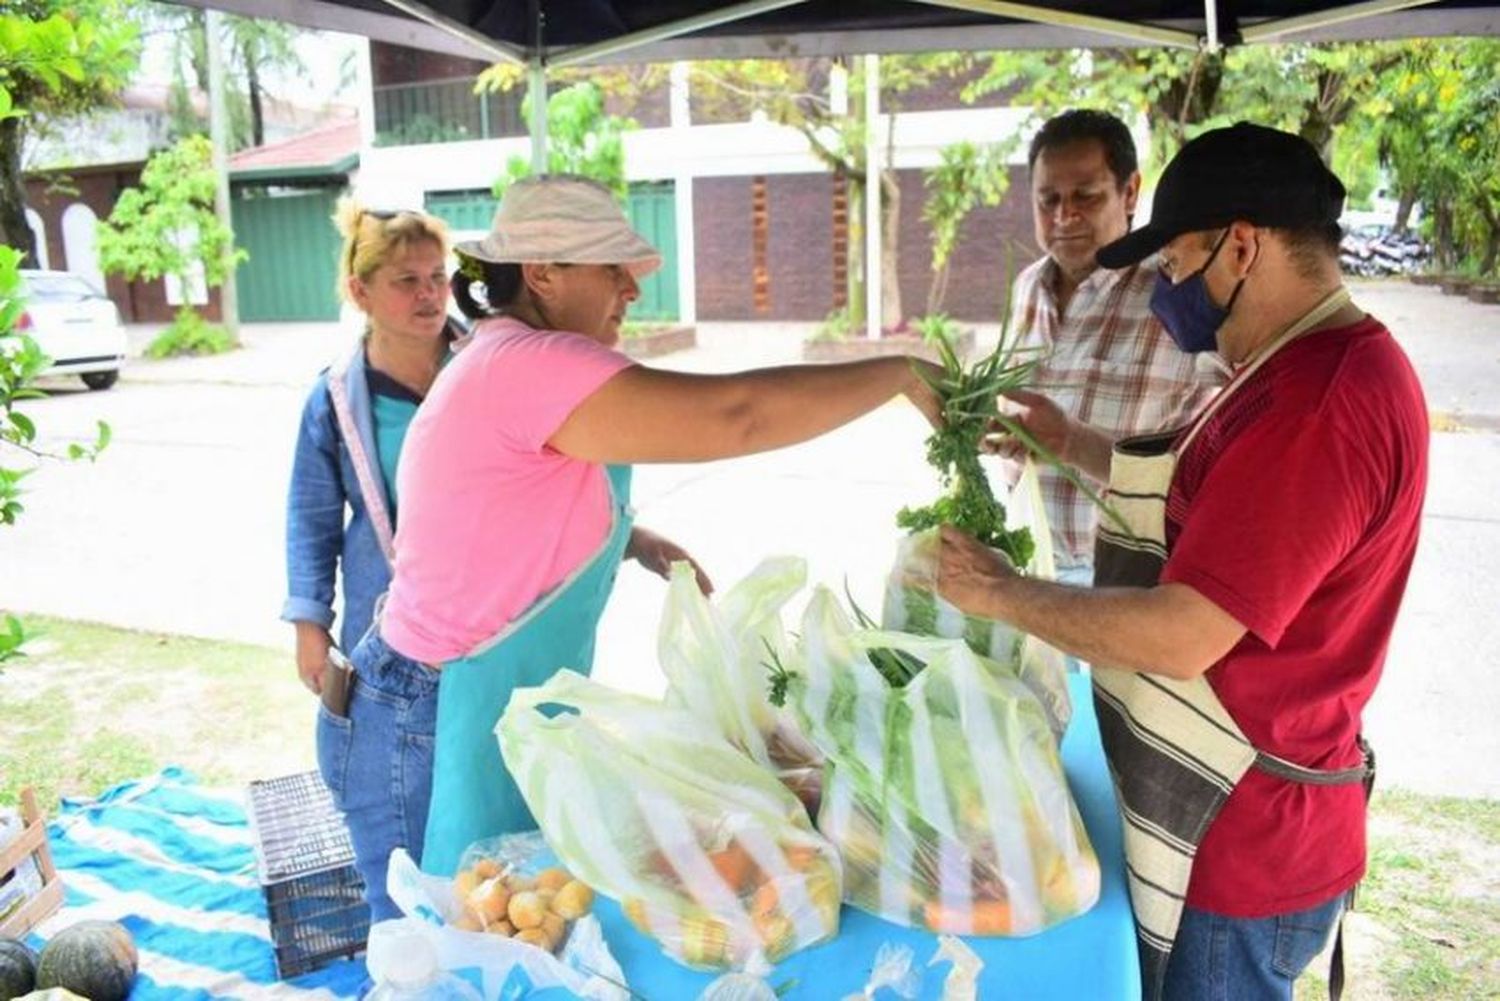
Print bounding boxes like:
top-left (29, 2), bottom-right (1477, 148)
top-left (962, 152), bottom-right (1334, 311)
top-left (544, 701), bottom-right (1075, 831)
top-left (2, 615), bottom-right (1497, 1000)
top-left (0, 613), bottom-right (314, 812)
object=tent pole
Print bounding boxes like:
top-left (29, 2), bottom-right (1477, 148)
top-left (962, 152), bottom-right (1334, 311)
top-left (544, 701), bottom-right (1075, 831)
top-left (865, 53), bottom-right (882, 341)
top-left (529, 0), bottom-right (548, 173)
top-left (1204, 0), bottom-right (1222, 51)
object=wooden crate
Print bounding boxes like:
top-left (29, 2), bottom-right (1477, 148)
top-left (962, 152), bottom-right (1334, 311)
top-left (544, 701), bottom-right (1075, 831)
top-left (0, 788), bottom-right (64, 938)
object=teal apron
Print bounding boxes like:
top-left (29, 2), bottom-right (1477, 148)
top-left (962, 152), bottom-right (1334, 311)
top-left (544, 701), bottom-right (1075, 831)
top-left (420, 464), bottom-right (635, 875)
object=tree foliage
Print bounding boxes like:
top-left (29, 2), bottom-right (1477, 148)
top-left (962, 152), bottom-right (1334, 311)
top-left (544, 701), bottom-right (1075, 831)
top-left (148, 4), bottom-right (309, 150)
top-left (923, 138), bottom-right (1016, 315)
top-left (493, 82), bottom-right (632, 199)
top-left (0, 0), bottom-right (140, 260)
top-left (1372, 40), bottom-right (1500, 275)
top-left (968, 38), bottom-right (1499, 275)
top-left (95, 134), bottom-right (245, 354)
top-left (0, 32), bottom-right (115, 663)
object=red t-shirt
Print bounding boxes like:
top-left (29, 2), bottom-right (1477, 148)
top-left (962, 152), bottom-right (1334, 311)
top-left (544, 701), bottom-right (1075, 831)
top-left (1159, 315), bottom-right (1428, 917)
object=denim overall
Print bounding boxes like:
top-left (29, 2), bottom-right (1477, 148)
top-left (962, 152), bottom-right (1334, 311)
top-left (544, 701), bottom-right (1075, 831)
top-left (420, 464), bottom-right (635, 876)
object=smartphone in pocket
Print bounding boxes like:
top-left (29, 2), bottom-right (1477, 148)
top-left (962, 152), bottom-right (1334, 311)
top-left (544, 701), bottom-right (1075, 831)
top-left (321, 646), bottom-right (354, 718)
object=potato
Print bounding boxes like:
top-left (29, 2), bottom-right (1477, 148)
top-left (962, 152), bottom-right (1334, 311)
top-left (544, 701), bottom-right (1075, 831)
top-left (486, 919), bottom-right (515, 937)
top-left (514, 927), bottom-right (552, 952)
top-left (534, 867), bottom-right (571, 893)
top-left (469, 877), bottom-right (511, 923)
top-left (473, 858), bottom-right (500, 879)
top-left (550, 880), bottom-right (594, 920)
top-left (452, 912), bottom-right (483, 932)
top-left (453, 868), bottom-right (482, 901)
top-left (507, 890), bottom-right (546, 930)
top-left (540, 911), bottom-right (566, 951)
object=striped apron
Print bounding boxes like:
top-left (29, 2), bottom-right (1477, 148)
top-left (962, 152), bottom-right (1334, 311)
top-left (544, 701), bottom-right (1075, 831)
top-left (1091, 288), bottom-right (1373, 1000)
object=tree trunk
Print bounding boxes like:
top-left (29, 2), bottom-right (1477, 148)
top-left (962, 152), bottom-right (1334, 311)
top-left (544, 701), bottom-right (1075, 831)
top-left (1434, 202), bottom-right (1455, 270)
top-left (243, 38), bottom-right (265, 148)
top-left (0, 117), bottom-right (36, 266)
top-left (1395, 188), bottom-right (1418, 235)
top-left (1478, 197), bottom-right (1500, 277)
top-left (880, 168), bottom-right (901, 331)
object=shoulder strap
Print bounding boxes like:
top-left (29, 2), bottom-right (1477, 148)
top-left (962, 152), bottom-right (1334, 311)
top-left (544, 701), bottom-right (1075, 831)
top-left (1175, 287), bottom-right (1352, 457)
top-left (327, 343), bottom-right (397, 567)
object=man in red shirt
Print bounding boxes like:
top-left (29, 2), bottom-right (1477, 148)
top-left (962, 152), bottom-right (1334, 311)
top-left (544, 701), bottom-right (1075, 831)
top-left (937, 123), bottom-right (1428, 1001)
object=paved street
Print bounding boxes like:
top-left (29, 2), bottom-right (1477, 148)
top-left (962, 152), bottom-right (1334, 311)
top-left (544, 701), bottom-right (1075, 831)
top-left (2, 280), bottom-right (1497, 796)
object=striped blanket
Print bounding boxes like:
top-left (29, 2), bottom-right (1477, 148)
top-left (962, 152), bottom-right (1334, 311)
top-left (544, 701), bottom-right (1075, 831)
top-left (26, 769), bottom-right (367, 1000)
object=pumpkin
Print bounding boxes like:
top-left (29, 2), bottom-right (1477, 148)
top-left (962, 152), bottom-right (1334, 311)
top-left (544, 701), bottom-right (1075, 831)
top-left (0, 937), bottom-right (39, 1001)
top-left (35, 922), bottom-right (136, 1001)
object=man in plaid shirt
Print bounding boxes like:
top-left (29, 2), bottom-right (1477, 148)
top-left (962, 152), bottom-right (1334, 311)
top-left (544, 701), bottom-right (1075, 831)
top-left (1007, 110), bottom-right (1223, 582)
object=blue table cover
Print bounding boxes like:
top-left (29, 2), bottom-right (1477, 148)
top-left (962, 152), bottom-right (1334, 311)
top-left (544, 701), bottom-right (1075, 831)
top-left (591, 673), bottom-right (1143, 999)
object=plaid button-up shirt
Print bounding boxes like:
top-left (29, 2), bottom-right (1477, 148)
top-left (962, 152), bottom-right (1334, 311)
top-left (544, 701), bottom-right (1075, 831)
top-left (1007, 254), bottom-right (1224, 568)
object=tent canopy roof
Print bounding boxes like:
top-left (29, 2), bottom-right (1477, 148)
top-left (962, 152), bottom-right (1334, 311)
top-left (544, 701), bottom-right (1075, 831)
top-left (167, 0), bottom-right (1500, 66)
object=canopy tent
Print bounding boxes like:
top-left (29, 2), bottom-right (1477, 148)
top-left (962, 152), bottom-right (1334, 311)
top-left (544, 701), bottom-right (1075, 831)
top-left (166, 1), bottom-right (1500, 66)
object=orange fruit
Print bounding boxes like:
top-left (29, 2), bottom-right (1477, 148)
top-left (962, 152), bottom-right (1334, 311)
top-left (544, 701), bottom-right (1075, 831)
top-left (535, 867), bottom-right (571, 893)
top-left (469, 878), bottom-right (511, 923)
top-left (708, 842), bottom-right (759, 893)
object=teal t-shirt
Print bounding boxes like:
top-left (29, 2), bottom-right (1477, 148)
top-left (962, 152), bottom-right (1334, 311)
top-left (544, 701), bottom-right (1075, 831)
top-left (365, 364), bottom-right (427, 516)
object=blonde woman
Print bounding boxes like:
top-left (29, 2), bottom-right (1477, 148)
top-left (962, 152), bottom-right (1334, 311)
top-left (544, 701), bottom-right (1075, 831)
top-left (281, 201), bottom-right (452, 917)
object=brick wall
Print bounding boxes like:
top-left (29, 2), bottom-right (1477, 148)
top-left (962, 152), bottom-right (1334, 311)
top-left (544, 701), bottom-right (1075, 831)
top-left (695, 167), bottom-right (1038, 324)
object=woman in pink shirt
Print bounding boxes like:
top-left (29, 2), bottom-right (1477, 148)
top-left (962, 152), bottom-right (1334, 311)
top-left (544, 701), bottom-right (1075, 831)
top-left (332, 175), bottom-right (941, 887)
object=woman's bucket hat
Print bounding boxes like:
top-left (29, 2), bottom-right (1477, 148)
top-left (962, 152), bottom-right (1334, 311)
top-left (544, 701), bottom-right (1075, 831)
top-left (455, 174), bottom-right (662, 278)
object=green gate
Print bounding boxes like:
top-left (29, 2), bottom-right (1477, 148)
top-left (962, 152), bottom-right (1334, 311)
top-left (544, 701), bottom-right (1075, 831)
top-left (625, 181), bottom-right (678, 322)
top-left (425, 182), bottom-right (679, 322)
top-left (232, 187), bottom-right (342, 322)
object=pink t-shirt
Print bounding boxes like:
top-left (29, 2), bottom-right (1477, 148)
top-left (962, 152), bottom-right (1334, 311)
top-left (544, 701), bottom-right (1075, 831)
top-left (380, 317), bottom-right (635, 663)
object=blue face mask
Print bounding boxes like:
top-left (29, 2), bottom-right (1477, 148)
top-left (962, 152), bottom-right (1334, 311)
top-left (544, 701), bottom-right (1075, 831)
top-left (1150, 229), bottom-right (1246, 354)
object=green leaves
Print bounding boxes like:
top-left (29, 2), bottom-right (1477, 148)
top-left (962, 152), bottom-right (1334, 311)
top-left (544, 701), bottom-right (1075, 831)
top-left (96, 135), bottom-right (247, 301)
top-left (495, 82), bottom-right (634, 200)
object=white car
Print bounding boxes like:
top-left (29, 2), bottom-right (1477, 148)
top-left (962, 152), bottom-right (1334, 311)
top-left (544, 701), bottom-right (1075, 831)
top-left (15, 269), bottom-right (128, 390)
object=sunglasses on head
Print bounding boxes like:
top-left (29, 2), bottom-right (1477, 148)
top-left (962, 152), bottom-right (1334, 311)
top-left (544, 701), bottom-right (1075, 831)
top-left (347, 208), bottom-right (409, 274)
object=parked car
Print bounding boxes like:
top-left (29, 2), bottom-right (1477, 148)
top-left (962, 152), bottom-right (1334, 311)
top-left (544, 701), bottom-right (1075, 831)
top-left (13, 269), bottom-right (128, 390)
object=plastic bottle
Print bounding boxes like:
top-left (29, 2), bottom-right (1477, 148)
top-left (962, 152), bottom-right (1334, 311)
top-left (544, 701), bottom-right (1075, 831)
top-left (365, 929), bottom-right (482, 1001)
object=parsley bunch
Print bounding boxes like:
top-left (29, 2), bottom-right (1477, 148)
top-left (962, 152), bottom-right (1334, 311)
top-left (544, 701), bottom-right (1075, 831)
top-left (896, 333), bottom-right (1038, 568)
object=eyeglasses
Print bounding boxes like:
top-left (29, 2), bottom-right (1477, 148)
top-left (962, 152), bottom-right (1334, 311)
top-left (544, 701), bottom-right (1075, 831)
top-left (346, 208), bottom-right (405, 275)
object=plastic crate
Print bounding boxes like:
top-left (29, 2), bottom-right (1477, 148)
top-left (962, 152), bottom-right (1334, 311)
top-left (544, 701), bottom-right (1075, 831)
top-left (247, 770), bottom-right (371, 979)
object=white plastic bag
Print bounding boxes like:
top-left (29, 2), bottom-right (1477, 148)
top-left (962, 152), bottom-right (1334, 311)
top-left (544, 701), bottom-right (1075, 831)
top-left (497, 671), bottom-right (842, 971)
top-left (659, 556), bottom-right (823, 815)
top-left (384, 848), bottom-right (628, 1000)
top-left (782, 589), bottom-right (1100, 937)
top-left (882, 462), bottom-right (1071, 739)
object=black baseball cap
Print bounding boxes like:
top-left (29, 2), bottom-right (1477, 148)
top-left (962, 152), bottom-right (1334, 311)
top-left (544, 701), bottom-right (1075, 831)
top-left (1096, 122), bottom-right (1346, 269)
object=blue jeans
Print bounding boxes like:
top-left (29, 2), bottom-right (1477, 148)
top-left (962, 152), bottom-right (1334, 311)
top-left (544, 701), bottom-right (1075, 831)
top-left (1164, 892), bottom-right (1347, 1001)
top-left (316, 629), bottom-right (438, 921)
